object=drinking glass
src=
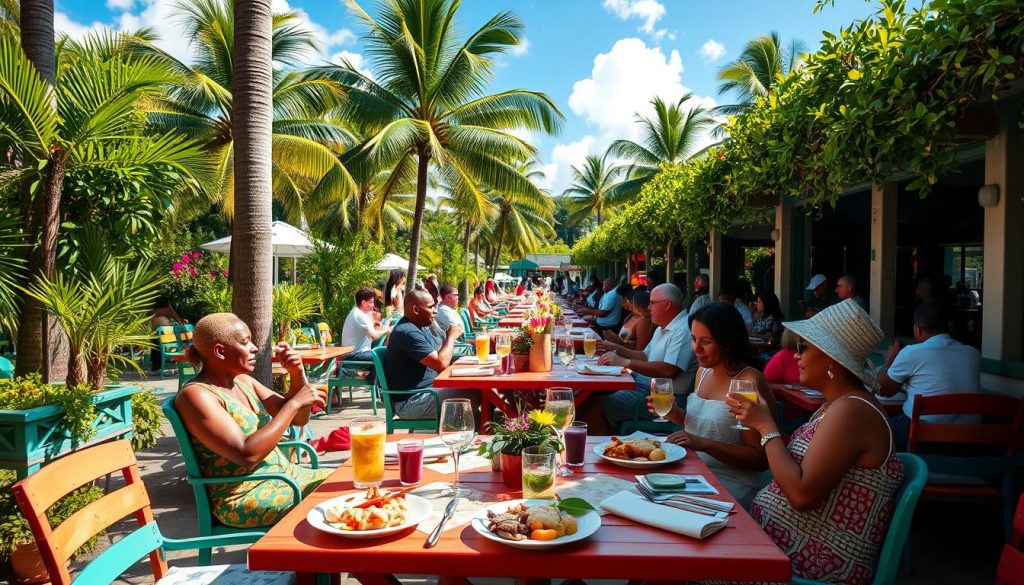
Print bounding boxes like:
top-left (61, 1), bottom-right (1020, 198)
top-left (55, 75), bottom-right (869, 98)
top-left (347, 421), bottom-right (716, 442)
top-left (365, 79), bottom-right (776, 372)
top-left (564, 421), bottom-right (588, 467)
top-left (545, 387), bottom-right (575, 476)
top-left (397, 438), bottom-right (424, 486)
top-left (728, 379), bottom-right (760, 431)
top-left (522, 446), bottom-right (557, 500)
top-left (475, 332), bottom-right (491, 363)
top-left (439, 399), bottom-right (475, 497)
top-left (556, 336), bottom-right (576, 378)
top-left (494, 333), bottom-right (512, 375)
top-left (349, 417), bottom-right (386, 488)
top-left (582, 331), bottom-right (597, 359)
top-left (554, 314), bottom-right (566, 336)
top-left (650, 378), bottom-right (675, 423)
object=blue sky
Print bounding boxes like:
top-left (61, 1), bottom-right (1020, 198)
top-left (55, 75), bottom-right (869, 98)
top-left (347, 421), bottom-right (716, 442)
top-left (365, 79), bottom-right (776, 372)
top-left (57, 0), bottom-right (878, 193)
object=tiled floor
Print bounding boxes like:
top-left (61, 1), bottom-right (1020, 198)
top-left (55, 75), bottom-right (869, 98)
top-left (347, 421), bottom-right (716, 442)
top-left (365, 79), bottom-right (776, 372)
top-left (8, 370), bottom-right (997, 584)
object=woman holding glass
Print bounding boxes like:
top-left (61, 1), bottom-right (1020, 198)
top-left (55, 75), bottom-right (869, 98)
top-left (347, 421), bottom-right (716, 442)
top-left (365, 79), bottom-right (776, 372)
top-left (649, 302), bottom-right (775, 506)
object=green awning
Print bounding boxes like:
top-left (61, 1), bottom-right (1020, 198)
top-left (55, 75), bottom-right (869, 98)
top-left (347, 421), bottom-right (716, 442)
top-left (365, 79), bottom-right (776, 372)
top-left (509, 259), bottom-right (539, 270)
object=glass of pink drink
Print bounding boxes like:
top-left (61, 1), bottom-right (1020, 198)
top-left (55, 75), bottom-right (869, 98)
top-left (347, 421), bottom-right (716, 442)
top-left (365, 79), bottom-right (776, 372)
top-left (397, 438), bottom-right (424, 485)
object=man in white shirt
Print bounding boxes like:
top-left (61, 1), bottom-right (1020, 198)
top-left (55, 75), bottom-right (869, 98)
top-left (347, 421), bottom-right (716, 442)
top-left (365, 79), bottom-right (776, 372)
top-left (876, 302), bottom-right (981, 449)
top-left (581, 278), bottom-right (623, 335)
top-left (341, 287), bottom-right (392, 361)
top-left (588, 283), bottom-right (698, 433)
top-left (434, 284), bottom-right (461, 335)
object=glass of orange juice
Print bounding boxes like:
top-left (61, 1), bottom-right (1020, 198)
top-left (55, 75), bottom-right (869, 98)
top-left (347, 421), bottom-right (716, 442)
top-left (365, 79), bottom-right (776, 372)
top-left (475, 332), bottom-right (490, 363)
top-left (728, 379), bottom-right (760, 430)
top-left (349, 416), bottom-right (385, 488)
top-left (583, 331), bottom-right (597, 359)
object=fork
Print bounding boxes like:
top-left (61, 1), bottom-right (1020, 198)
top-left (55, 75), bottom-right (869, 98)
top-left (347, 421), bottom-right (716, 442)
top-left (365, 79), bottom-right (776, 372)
top-left (634, 482), bottom-right (734, 514)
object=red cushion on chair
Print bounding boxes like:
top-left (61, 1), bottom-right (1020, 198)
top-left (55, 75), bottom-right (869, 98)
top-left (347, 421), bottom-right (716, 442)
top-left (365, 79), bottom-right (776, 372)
top-left (309, 427), bottom-right (350, 453)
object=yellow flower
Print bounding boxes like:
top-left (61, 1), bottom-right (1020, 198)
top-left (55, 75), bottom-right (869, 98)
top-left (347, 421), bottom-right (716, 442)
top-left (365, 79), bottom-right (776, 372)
top-left (528, 410), bottom-right (556, 426)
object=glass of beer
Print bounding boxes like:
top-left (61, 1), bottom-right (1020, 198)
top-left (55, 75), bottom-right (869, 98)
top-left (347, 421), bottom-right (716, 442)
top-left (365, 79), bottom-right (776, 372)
top-left (349, 416), bottom-right (385, 488)
top-left (728, 379), bottom-right (760, 430)
top-left (475, 331), bottom-right (490, 363)
top-left (583, 331), bottom-right (597, 359)
top-left (494, 332), bottom-right (511, 375)
top-left (650, 377), bottom-right (675, 422)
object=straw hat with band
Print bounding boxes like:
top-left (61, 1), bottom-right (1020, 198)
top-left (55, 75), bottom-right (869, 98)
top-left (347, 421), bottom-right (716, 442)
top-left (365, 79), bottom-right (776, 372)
top-left (782, 299), bottom-right (883, 389)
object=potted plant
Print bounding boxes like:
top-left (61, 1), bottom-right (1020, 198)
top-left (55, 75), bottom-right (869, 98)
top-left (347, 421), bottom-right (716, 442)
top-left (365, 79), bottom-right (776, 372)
top-left (477, 410), bottom-right (564, 488)
top-left (510, 327), bottom-right (533, 373)
top-left (521, 299), bottom-right (562, 372)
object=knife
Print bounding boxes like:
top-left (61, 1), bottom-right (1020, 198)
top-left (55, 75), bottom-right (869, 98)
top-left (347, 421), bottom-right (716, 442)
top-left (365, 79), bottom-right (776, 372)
top-left (424, 497), bottom-right (460, 548)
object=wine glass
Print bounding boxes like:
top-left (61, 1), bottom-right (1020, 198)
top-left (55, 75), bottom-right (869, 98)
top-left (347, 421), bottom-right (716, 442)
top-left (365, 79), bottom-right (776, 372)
top-left (728, 379), bottom-right (759, 431)
top-left (494, 332), bottom-right (512, 375)
top-left (544, 387), bottom-right (575, 477)
top-left (439, 398), bottom-right (475, 497)
top-left (556, 336), bottom-right (576, 378)
top-left (650, 377), bottom-right (674, 423)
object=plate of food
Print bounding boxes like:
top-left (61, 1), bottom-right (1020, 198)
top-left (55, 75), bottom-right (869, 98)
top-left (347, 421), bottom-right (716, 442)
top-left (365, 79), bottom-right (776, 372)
top-left (471, 500), bottom-right (601, 549)
top-left (307, 487), bottom-right (432, 539)
top-left (595, 436), bottom-right (686, 469)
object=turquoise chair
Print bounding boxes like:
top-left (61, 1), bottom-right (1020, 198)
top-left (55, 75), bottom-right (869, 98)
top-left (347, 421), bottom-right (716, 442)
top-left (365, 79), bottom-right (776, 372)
top-left (152, 325), bottom-right (184, 375)
top-left (176, 361), bottom-right (197, 390)
top-left (370, 346), bottom-right (440, 434)
top-left (161, 396), bottom-right (319, 566)
top-left (0, 355), bottom-right (12, 379)
top-left (173, 323), bottom-right (195, 349)
top-left (792, 452), bottom-right (928, 585)
top-left (11, 440), bottom-right (295, 585)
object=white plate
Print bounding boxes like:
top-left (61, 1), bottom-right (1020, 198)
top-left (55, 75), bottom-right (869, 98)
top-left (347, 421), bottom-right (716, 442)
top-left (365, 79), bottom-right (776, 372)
top-left (594, 440), bottom-right (686, 469)
top-left (470, 499), bottom-right (601, 549)
top-left (307, 492), bottom-right (432, 539)
top-left (460, 356), bottom-right (499, 365)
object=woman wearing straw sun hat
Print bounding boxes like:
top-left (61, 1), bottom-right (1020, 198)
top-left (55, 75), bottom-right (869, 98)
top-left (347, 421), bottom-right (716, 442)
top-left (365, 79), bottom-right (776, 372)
top-left (726, 299), bottom-right (905, 584)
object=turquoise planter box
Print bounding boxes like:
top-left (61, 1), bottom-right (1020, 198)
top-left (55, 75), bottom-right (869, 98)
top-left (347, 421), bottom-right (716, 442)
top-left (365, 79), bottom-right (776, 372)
top-left (0, 384), bottom-right (138, 479)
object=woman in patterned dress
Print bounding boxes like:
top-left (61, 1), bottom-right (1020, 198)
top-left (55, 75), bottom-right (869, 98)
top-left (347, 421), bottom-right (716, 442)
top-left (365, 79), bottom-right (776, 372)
top-left (175, 313), bottom-right (330, 528)
top-left (728, 300), bottom-right (904, 584)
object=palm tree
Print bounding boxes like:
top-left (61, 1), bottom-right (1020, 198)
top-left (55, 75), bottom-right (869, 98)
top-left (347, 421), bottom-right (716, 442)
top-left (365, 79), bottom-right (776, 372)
top-left (231, 0), bottom-right (275, 383)
top-left (0, 32), bottom-right (212, 379)
top-left (607, 94), bottom-right (715, 201)
top-left (328, 0), bottom-right (564, 293)
top-left (488, 158), bottom-right (552, 274)
top-left (561, 151), bottom-right (625, 226)
top-left (144, 0), bottom-right (358, 226)
top-left (717, 32), bottom-right (806, 115)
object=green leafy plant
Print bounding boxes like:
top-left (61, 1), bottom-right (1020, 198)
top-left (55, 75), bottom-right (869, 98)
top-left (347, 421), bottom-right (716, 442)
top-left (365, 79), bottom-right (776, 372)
top-left (477, 410), bottom-right (563, 459)
top-left (130, 389), bottom-right (163, 452)
top-left (272, 284), bottom-right (320, 342)
top-left (0, 375), bottom-right (97, 447)
top-left (300, 231), bottom-right (384, 336)
top-left (0, 470), bottom-right (104, 563)
top-left (199, 279), bottom-right (233, 314)
top-left (511, 327), bottom-right (534, 355)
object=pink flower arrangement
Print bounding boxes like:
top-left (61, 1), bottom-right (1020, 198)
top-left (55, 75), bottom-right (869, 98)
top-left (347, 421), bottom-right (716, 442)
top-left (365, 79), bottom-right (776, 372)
top-left (172, 262), bottom-right (184, 275)
top-left (521, 298), bottom-right (562, 335)
top-left (192, 251), bottom-right (202, 259)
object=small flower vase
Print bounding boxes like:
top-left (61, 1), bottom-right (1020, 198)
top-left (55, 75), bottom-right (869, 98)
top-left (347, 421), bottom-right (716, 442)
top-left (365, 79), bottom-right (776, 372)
top-left (512, 353), bottom-right (530, 373)
top-left (499, 452), bottom-right (523, 488)
top-left (528, 333), bottom-right (552, 372)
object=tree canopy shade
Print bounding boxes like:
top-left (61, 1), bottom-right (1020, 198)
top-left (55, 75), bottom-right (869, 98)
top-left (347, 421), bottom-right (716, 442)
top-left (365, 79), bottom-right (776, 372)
top-left (572, 0), bottom-right (1024, 265)
top-left (323, 0), bottom-right (564, 291)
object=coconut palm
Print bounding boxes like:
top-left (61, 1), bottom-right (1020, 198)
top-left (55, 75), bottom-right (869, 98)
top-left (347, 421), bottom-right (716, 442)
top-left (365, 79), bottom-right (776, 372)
top-left (489, 158), bottom-right (553, 273)
top-left (144, 0), bottom-right (358, 225)
top-left (561, 151), bottom-right (625, 226)
top-left (716, 31), bottom-right (806, 115)
top-left (326, 0), bottom-right (564, 293)
top-left (0, 31), bottom-right (212, 378)
top-left (231, 0), bottom-right (275, 382)
top-left (607, 94), bottom-right (715, 201)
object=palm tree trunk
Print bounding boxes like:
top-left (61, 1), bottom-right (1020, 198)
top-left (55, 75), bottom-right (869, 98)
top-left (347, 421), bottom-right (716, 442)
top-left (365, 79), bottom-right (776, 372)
top-left (406, 147), bottom-right (430, 294)
top-left (15, 1), bottom-right (65, 381)
top-left (492, 210), bottom-right (507, 275)
top-left (460, 221), bottom-right (471, 304)
top-left (231, 0), bottom-right (274, 385)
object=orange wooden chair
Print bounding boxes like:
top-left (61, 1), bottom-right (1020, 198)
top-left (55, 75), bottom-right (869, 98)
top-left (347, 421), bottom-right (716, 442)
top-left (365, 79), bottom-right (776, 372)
top-left (11, 440), bottom-right (292, 584)
top-left (996, 493), bottom-right (1024, 585)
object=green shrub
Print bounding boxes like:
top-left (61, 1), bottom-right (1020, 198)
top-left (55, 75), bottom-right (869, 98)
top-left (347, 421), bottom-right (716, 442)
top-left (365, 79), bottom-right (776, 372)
top-left (130, 389), bottom-right (163, 452)
top-left (0, 375), bottom-right (97, 447)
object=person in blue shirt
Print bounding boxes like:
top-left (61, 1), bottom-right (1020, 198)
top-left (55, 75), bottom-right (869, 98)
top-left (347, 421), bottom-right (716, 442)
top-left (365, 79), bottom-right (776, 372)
top-left (582, 278), bottom-right (623, 335)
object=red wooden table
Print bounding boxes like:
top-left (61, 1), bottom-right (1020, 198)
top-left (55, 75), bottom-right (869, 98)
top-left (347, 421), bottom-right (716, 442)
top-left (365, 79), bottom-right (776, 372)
top-left (433, 359), bottom-right (635, 426)
top-left (247, 435), bottom-right (792, 585)
top-left (771, 383), bottom-right (904, 416)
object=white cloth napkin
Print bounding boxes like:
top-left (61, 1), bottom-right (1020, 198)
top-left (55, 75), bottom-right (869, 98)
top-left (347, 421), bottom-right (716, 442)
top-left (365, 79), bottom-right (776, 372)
top-left (600, 491), bottom-right (727, 540)
top-left (576, 363), bottom-right (624, 376)
top-left (450, 367), bottom-right (495, 377)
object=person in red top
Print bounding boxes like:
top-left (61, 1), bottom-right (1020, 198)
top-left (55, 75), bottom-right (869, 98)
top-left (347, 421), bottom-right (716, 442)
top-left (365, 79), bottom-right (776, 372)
top-left (763, 329), bottom-right (801, 384)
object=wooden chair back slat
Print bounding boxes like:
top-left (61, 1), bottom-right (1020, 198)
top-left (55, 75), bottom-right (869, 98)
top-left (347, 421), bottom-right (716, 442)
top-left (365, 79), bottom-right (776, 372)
top-left (74, 523), bottom-right (166, 585)
top-left (912, 423), bottom-right (1016, 445)
top-left (914, 392), bottom-right (1021, 419)
top-left (909, 393), bottom-right (1024, 455)
top-left (13, 440), bottom-right (138, 512)
top-left (45, 482), bottom-right (149, 568)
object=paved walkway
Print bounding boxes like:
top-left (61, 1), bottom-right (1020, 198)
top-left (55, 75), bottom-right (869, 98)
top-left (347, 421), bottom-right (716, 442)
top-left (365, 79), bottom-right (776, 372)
top-left (40, 371), bottom-right (998, 584)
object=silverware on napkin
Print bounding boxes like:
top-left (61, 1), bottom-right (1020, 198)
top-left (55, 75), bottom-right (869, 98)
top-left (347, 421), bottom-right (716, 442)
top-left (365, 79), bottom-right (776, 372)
top-left (424, 497), bottom-right (460, 548)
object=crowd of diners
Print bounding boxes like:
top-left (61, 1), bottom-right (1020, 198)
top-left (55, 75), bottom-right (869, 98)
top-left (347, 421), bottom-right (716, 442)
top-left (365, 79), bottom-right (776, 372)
top-left (170, 267), bottom-right (982, 584)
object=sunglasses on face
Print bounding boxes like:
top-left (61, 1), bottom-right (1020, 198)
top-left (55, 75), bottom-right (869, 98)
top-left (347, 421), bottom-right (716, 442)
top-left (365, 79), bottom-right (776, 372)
top-left (795, 339), bottom-right (806, 355)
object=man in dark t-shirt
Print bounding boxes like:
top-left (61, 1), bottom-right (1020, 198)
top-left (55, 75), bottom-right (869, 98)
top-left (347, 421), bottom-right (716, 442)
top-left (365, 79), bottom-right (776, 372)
top-left (384, 290), bottom-right (479, 419)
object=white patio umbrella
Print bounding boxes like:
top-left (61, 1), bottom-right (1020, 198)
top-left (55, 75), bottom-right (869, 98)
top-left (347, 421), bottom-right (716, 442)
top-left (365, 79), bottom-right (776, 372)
top-left (200, 221), bottom-right (326, 283)
top-left (376, 252), bottom-right (424, 271)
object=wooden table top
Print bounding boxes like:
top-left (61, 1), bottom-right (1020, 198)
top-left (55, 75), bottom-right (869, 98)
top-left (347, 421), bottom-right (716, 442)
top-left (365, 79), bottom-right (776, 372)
top-left (247, 435), bottom-right (791, 583)
top-left (432, 359), bottom-right (635, 391)
top-left (770, 383), bottom-right (905, 416)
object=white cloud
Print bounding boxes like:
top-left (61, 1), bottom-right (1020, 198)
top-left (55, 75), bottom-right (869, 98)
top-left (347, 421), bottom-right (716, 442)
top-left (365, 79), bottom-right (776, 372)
top-left (699, 39), bottom-right (727, 62)
top-left (510, 37), bottom-right (530, 57)
top-left (602, 0), bottom-right (668, 40)
top-left (106, 0), bottom-right (135, 11)
top-left (54, 12), bottom-right (110, 39)
top-left (540, 135), bottom-right (599, 193)
top-left (116, 0), bottom-right (193, 64)
top-left (330, 50), bottom-right (374, 80)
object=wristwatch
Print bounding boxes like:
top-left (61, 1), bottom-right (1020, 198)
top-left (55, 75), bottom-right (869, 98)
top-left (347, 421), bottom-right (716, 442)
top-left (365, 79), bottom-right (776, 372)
top-left (759, 432), bottom-right (782, 447)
